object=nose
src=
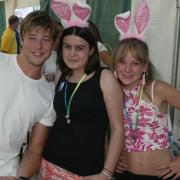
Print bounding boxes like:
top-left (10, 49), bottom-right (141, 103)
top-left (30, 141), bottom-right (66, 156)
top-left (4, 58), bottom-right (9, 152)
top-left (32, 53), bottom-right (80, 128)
top-left (124, 63), bottom-right (131, 73)
top-left (70, 48), bottom-right (76, 57)
top-left (35, 40), bottom-right (43, 49)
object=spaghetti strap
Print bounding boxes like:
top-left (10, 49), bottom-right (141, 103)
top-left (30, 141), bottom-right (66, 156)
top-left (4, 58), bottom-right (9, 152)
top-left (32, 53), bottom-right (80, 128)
top-left (151, 80), bottom-right (156, 103)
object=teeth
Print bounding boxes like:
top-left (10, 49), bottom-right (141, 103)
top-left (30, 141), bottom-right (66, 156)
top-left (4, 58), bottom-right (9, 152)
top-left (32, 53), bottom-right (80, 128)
top-left (34, 52), bottom-right (42, 56)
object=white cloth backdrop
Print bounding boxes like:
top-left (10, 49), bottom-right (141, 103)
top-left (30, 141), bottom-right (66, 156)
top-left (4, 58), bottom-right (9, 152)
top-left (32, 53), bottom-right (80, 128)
top-left (4, 0), bottom-right (86, 26)
top-left (131, 0), bottom-right (180, 143)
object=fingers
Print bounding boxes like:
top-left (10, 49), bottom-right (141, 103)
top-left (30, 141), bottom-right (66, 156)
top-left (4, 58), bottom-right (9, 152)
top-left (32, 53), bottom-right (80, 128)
top-left (172, 172), bottom-right (180, 180)
top-left (161, 169), bottom-right (176, 179)
top-left (115, 159), bottom-right (128, 173)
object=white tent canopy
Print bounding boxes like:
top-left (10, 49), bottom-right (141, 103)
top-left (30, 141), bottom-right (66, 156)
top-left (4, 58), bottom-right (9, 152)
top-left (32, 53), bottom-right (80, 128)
top-left (1, 0), bottom-right (39, 26)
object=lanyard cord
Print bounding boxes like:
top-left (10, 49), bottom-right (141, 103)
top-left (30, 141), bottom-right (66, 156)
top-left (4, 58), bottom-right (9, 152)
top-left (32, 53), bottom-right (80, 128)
top-left (64, 74), bottom-right (86, 116)
top-left (124, 84), bottom-right (144, 132)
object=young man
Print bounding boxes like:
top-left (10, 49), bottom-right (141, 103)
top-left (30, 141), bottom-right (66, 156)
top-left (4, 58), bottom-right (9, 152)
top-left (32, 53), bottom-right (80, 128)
top-left (0, 10), bottom-right (58, 179)
top-left (0, 15), bottom-right (19, 54)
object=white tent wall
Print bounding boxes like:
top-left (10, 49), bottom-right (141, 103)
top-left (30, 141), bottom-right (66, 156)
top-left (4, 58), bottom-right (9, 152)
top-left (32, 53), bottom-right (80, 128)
top-left (173, 0), bottom-right (180, 142)
top-left (131, 0), bottom-right (176, 82)
top-left (4, 0), bottom-right (39, 26)
top-left (4, 0), bottom-right (86, 26)
top-left (131, 0), bottom-right (180, 143)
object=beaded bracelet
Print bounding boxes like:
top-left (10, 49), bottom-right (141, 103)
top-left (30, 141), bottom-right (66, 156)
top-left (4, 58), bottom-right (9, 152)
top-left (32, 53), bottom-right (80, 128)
top-left (101, 171), bottom-right (112, 180)
top-left (103, 167), bottom-right (113, 175)
top-left (101, 169), bottom-right (113, 180)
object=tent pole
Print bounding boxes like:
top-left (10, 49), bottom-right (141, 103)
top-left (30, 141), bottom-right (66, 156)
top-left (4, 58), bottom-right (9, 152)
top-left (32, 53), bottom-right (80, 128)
top-left (170, 0), bottom-right (180, 126)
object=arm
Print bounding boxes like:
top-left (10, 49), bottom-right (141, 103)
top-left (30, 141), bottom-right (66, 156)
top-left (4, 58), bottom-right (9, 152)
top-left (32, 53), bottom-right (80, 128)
top-left (100, 69), bottom-right (124, 172)
top-left (16, 123), bottom-right (50, 178)
top-left (83, 70), bottom-right (124, 180)
top-left (155, 80), bottom-right (180, 110)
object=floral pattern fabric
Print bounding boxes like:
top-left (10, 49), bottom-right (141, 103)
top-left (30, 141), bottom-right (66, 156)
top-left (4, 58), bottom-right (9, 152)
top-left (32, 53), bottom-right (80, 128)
top-left (123, 81), bottom-right (170, 152)
top-left (38, 159), bottom-right (82, 180)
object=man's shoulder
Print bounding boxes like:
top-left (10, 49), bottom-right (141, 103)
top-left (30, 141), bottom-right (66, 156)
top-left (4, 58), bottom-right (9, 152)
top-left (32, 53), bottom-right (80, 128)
top-left (0, 52), bottom-right (15, 63)
top-left (39, 77), bottom-right (55, 98)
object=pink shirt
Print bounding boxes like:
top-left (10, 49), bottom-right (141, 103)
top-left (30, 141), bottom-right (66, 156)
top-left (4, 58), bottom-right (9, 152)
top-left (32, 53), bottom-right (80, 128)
top-left (123, 81), bottom-right (170, 152)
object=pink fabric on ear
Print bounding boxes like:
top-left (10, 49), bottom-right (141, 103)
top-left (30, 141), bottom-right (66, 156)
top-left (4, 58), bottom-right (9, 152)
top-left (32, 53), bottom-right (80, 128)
top-left (51, 0), bottom-right (71, 21)
top-left (114, 0), bottom-right (150, 41)
top-left (114, 11), bottom-right (131, 35)
top-left (120, 32), bottom-right (143, 41)
top-left (65, 19), bottom-right (89, 29)
top-left (72, 3), bottom-right (91, 21)
top-left (134, 0), bottom-right (150, 34)
top-left (50, 0), bottom-right (92, 29)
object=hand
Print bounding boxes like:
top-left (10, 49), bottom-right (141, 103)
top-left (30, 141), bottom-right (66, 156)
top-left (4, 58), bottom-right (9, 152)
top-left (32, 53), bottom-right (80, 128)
top-left (115, 153), bottom-right (128, 173)
top-left (158, 156), bottom-right (180, 180)
top-left (82, 173), bottom-right (109, 180)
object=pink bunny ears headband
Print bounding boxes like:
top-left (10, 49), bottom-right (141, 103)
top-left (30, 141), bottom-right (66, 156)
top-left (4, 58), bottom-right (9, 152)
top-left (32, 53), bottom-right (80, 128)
top-left (114, 0), bottom-right (150, 40)
top-left (51, 0), bottom-right (92, 29)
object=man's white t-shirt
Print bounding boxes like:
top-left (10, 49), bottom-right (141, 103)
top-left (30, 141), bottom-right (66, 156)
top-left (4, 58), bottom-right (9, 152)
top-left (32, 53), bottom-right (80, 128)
top-left (0, 52), bottom-right (56, 176)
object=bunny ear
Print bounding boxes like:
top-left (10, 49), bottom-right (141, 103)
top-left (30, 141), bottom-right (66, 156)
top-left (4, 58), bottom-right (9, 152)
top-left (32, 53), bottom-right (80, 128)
top-left (134, 0), bottom-right (150, 34)
top-left (51, 0), bottom-right (71, 21)
top-left (72, 2), bottom-right (92, 21)
top-left (114, 11), bottom-right (131, 36)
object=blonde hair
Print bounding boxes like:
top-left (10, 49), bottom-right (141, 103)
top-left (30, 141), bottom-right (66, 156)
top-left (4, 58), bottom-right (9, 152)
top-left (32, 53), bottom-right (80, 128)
top-left (113, 38), bottom-right (153, 82)
top-left (20, 10), bottom-right (58, 42)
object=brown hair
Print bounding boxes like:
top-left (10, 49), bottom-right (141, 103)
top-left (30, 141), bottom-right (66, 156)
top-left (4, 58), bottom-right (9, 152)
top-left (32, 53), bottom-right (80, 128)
top-left (57, 26), bottom-right (100, 76)
top-left (8, 15), bottom-right (19, 25)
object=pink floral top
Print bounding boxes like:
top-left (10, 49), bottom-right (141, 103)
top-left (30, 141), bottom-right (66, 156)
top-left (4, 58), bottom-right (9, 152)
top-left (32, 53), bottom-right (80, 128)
top-left (123, 81), bottom-right (170, 152)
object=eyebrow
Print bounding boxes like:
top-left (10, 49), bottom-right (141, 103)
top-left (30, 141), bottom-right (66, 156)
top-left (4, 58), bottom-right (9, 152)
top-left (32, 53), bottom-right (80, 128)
top-left (63, 42), bottom-right (87, 47)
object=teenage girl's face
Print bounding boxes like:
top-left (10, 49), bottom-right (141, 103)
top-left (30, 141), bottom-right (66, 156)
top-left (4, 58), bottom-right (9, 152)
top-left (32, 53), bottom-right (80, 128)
top-left (115, 50), bottom-right (147, 90)
top-left (62, 35), bottom-right (94, 73)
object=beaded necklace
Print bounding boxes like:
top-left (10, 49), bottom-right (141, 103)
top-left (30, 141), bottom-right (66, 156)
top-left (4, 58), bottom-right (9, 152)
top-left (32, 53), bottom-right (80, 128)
top-left (64, 74), bottom-right (86, 124)
top-left (123, 81), bottom-right (144, 142)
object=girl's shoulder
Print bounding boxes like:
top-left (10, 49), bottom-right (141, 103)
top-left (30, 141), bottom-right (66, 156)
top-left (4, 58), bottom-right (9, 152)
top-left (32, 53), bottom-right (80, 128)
top-left (145, 80), bottom-right (169, 92)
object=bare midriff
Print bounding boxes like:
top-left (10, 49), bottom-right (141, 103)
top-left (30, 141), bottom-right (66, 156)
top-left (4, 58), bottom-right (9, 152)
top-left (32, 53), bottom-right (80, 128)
top-left (125, 149), bottom-right (171, 176)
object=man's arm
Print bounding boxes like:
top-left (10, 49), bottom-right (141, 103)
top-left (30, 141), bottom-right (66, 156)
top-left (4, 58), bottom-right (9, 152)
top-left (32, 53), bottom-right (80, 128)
top-left (16, 123), bottom-right (50, 178)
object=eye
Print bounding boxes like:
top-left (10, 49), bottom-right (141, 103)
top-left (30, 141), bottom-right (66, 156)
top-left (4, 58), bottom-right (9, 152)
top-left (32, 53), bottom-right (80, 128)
top-left (63, 43), bottom-right (71, 49)
top-left (132, 61), bottom-right (141, 65)
top-left (28, 36), bottom-right (36, 40)
top-left (42, 37), bottom-right (51, 42)
top-left (75, 45), bottom-right (85, 51)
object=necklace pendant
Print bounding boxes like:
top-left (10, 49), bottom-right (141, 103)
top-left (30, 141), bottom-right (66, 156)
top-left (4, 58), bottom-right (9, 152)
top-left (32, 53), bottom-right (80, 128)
top-left (67, 118), bottom-right (71, 124)
top-left (65, 114), bottom-right (71, 124)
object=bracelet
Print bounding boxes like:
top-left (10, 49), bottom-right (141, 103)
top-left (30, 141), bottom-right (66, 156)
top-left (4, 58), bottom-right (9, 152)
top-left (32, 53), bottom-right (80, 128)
top-left (103, 167), bottom-right (113, 175)
top-left (101, 170), bottom-right (112, 180)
